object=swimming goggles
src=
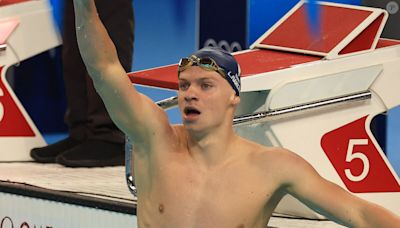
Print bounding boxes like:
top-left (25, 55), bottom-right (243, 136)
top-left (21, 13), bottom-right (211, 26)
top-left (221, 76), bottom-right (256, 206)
top-left (178, 55), bottom-right (226, 78)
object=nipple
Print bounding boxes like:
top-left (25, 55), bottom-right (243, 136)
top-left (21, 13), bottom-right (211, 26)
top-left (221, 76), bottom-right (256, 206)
top-left (158, 204), bottom-right (164, 214)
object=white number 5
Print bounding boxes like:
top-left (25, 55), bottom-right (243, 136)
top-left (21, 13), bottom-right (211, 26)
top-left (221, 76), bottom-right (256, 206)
top-left (345, 139), bottom-right (370, 182)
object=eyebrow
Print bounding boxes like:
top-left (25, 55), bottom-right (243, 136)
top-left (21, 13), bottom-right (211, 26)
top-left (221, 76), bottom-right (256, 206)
top-left (179, 78), bottom-right (218, 87)
top-left (179, 75), bottom-right (218, 82)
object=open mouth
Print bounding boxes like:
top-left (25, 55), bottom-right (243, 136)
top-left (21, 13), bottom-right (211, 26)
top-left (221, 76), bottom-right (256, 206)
top-left (184, 107), bottom-right (201, 116)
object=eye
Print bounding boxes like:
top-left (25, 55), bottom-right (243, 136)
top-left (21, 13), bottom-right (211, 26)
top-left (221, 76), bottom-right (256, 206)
top-left (179, 81), bottom-right (190, 91)
top-left (201, 83), bottom-right (213, 90)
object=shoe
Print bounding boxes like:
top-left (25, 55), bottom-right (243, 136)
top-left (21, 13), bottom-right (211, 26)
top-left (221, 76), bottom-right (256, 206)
top-left (56, 139), bottom-right (125, 167)
top-left (30, 137), bottom-right (82, 163)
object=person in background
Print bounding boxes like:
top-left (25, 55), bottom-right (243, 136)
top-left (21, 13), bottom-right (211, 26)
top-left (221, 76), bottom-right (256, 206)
top-left (30, 0), bottom-right (134, 167)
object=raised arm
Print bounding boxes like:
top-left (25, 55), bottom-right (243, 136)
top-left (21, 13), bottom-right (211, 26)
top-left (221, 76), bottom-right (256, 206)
top-left (280, 150), bottom-right (400, 227)
top-left (72, 0), bottom-right (171, 143)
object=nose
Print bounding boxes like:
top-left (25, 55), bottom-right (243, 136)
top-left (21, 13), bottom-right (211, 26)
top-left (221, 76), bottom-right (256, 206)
top-left (184, 92), bottom-right (198, 102)
top-left (184, 94), bottom-right (198, 102)
top-left (183, 86), bottom-right (199, 102)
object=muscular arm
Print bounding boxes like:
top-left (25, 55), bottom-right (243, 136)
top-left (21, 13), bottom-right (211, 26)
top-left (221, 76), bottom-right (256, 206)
top-left (72, 0), bottom-right (170, 143)
top-left (281, 150), bottom-right (400, 227)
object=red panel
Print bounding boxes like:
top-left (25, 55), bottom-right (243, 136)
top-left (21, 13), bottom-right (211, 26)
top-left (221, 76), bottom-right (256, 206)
top-left (0, 0), bottom-right (31, 7)
top-left (127, 37), bottom-right (400, 90)
top-left (235, 49), bottom-right (320, 77)
top-left (128, 38), bottom-right (398, 90)
top-left (0, 67), bottom-right (35, 136)
top-left (260, 3), bottom-right (372, 54)
top-left (321, 116), bottom-right (400, 193)
top-left (376, 38), bottom-right (400, 48)
top-left (129, 65), bottom-right (179, 90)
top-left (0, 19), bottom-right (19, 44)
top-left (128, 50), bottom-right (321, 89)
top-left (339, 13), bottom-right (384, 54)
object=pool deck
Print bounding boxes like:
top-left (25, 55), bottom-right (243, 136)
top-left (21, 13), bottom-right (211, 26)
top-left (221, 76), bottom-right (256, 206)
top-left (0, 162), bottom-right (345, 227)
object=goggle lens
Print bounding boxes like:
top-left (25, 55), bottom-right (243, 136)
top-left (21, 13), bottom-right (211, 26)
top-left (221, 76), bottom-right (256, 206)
top-left (178, 56), bottom-right (225, 77)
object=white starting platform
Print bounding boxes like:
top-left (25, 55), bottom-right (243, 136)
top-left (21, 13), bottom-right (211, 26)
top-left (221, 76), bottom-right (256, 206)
top-left (1, 0), bottom-right (399, 227)
top-left (0, 0), bottom-right (61, 161)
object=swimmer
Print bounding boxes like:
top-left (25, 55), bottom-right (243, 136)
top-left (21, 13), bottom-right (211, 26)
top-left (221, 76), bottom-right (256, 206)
top-left (73, 0), bottom-right (400, 227)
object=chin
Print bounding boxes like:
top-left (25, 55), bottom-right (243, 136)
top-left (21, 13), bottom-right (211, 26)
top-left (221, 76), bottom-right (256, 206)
top-left (183, 122), bottom-right (207, 133)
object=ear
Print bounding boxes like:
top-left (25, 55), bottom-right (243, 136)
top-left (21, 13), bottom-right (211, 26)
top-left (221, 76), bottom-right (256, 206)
top-left (230, 94), bottom-right (241, 107)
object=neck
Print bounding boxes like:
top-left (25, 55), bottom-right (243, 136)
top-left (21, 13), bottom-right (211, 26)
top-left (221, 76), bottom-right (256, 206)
top-left (186, 125), bottom-right (237, 168)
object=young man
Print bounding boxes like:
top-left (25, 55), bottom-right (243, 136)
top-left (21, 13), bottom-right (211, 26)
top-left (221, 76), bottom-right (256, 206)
top-left (73, 0), bottom-right (400, 227)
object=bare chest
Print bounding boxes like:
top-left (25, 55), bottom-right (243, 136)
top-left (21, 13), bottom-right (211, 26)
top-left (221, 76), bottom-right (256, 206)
top-left (135, 156), bottom-right (281, 228)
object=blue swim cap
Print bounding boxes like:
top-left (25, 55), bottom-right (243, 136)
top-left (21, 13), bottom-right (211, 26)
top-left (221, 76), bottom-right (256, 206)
top-left (190, 47), bottom-right (241, 96)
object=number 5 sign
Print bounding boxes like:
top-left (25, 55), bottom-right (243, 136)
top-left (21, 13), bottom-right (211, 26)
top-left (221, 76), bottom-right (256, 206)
top-left (321, 116), bottom-right (400, 193)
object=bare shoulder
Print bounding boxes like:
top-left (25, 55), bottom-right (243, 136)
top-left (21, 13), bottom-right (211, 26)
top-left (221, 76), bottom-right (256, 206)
top-left (237, 137), bottom-right (314, 182)
top-left (237, 137), bottom-right (299, 166)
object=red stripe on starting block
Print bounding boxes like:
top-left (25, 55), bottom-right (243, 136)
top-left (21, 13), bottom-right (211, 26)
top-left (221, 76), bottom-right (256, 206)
top-left (128, 50), bottom-right (321, 89)
top-left (338, 13), bottom-right (385, 55)
top-left (0, 67), bottom-right (35, 136)
top-left (0, 0), bottom-right (31, 7)
top-left (128, 40), bottom-right (400, 90)
top-left (260, 4), bottom-right (372, 54)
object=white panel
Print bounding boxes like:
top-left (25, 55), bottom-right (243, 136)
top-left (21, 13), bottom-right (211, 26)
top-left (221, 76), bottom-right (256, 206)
top-left (0, 0), bottom-right (61, 161)
top-left (0, 0), bottom-right (61, 66)
top-left (268, 65), bottom-right (382, 110)
top-left (0, 138), bottom-right (45, 161)
top-left (0, 192), bottom-right (137, 228)
top-left (370, 59), bottom-right (400, 110)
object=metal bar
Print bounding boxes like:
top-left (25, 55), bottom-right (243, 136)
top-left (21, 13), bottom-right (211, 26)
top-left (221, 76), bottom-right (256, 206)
top-left (126, 95), bottom-right (178, 196)
top-left (152, 91), bottom-right (372, 125)
top-left (0, 44), bottom-right (6, 53)
top-left (156, 96), bottom-right (178, 110)
top-left (233, 91), bottom-right (372, 126)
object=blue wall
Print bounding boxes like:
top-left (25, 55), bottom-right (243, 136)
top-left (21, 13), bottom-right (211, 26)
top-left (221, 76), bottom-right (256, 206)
top-left (133, 0), bottom-right (197, 70)
top-left (132, 0), bottom-right (197, 124)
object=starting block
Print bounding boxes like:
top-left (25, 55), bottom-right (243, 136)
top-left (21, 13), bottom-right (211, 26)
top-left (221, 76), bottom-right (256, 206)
top-left (0, 0), bottom-right (61, 161)
top-left (129, 0), bottom-right (400, 219)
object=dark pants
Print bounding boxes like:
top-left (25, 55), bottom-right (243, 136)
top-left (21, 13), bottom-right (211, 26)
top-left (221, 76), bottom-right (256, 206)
top-left (62, 0), bottom-right (134, 144)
